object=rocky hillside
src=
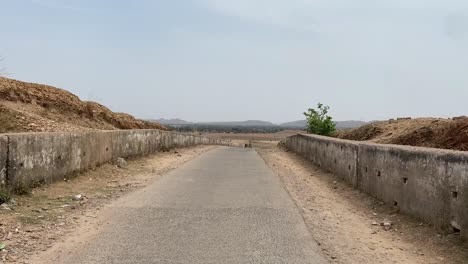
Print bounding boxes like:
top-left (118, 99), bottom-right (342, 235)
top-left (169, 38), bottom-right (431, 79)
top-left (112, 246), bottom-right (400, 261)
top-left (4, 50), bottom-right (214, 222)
top-left (335, 117), bottom-right (468, 151)
top-left (0, 77), bottom-right (166, 133)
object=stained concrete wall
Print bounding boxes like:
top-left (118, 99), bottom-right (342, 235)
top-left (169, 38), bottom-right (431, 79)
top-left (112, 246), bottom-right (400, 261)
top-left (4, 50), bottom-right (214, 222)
top-left (286, 135), bottom-right (359, 187)
top-left (0, 136), bottom-right (7, 188)
top-left (3, 130), bottom-right (227, 192)
top-left (285, 134), bottom-right (468, 240)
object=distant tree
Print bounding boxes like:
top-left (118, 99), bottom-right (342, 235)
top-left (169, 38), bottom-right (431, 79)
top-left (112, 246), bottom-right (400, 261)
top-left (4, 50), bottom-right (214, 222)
top-left (303, 103), bottom-right (336, 136)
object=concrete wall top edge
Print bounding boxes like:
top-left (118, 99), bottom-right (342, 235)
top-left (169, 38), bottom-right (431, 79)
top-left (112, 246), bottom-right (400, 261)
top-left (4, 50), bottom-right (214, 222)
top-left (358, 142), bottom-right (468, 164)
top-left (4, 130), bottom-right (226, 191)
top-left (0, 129), bottom-right (168, 137)
top-left (295, 134), bottom-right (360, 147)
top-left (294, 133), bottom-right (468, 158)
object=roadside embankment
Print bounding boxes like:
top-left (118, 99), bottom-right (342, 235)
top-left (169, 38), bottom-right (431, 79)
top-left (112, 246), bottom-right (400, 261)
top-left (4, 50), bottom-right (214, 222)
top-left (335, 117), bottom-right (468, 151)
top-left (0, 130), bottom-right (228, 192)
top-left (0, 77), bottom-right (167, 133)
top-left (284, 134), bottom-right (468, 240)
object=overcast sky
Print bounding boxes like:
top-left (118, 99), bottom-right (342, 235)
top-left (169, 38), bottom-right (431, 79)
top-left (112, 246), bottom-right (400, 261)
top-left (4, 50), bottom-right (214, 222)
top-left (2, 0), bottom-right (468, 123)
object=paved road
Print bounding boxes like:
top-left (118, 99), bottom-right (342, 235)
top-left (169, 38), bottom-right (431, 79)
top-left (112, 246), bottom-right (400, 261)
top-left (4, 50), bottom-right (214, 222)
top-left (55, 147), bottom-right (327, 264)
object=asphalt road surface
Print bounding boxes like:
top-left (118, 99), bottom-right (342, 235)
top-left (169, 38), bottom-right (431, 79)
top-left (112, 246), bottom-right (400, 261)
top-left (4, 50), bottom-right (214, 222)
top-left (53, 147), bottom-right (327, 264)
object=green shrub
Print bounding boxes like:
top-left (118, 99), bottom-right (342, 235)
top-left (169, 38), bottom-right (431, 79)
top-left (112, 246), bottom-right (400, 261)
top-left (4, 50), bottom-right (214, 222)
top-left (303, 103), bottom-right (336, 136)
top-left (0, 189), bottom-right (11, 204)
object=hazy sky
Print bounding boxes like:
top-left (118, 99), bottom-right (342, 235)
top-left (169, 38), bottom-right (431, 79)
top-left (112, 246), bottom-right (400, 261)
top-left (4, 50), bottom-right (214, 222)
top-left (2, 0), bottom-right (468, 123)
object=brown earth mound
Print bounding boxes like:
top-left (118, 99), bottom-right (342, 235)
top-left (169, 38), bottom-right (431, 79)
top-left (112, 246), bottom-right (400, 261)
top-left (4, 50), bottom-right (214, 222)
top-left (0, 77), bottom-right (166, 133)
top-left (335, 117), bottom-right (468, 151)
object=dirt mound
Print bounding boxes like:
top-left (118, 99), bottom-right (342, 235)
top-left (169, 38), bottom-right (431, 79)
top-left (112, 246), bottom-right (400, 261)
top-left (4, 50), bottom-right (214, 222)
top-left (0, 77), bottom-right (166, 133)
top-left (335, 117), bottom-right (468, 151)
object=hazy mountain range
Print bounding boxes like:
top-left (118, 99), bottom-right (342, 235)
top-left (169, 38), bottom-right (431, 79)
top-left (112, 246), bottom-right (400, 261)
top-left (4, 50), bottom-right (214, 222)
top-left (152, 119), bottom-right (367, 130)
top-left (280, 120), bottom-right (368, 130)
top-left (152, 118), bottom-right (194, 125)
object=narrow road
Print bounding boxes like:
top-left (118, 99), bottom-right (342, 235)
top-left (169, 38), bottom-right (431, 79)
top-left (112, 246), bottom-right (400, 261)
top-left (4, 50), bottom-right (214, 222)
top-left (41, 147), bottom-right (327, 264)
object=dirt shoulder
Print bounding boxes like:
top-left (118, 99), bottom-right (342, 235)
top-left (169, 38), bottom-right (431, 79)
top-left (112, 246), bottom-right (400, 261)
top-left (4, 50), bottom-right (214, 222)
top-left (0, 145), bottom-right (216, 263)
top-left (255, 141), bottom-right (468, 264)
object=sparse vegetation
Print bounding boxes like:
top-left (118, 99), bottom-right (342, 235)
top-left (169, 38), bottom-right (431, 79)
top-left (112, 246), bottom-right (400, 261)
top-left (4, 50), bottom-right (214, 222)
top-left (303, 103), bottom-right (336, 136)
top-left (0, 189), bottom-right (11, 204)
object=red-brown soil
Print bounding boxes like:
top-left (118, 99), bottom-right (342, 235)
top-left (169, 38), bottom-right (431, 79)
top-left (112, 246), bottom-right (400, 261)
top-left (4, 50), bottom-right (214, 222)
top-left (0, 77), bottom-right (166, 133)
top-left (335, 117), bottom-right (468, 151)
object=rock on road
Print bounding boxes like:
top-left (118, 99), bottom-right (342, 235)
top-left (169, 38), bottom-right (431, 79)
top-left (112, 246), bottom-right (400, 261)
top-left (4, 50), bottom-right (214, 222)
top-left (39, 147), bottom-right (328, 264)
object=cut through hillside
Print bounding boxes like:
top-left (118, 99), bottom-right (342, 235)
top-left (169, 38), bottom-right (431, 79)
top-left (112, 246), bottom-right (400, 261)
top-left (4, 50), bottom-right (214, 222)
top-left (335, 117), bottom-right (468, 151)
top-left (0, 77), bottom-right (166, 133)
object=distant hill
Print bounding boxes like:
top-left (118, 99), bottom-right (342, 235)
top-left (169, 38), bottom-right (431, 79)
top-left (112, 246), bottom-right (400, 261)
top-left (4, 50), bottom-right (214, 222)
top-left (154, 118), bottom-right (367, 130)
top-left (335, 120), bottom-right (368, 130)
top-left (152, 119), bottom-right (275, 127)
top-left (199, 120), bottom-right (276, 127)
top-left (152, 118), bottom-right (193, 125)
top-left (280, 120), bottom-right (306, 128)
top-left (280, 120), bottom-right (367, 130)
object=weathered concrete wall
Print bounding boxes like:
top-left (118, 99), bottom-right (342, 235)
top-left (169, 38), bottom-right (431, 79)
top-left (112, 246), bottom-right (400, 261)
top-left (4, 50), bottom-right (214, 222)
top-left (111, 130), bottom-right (158, 159)
top-left (286, 135), bottom-right (359, 187)
top-left (3, 130), bottom-right (226, 192)
top-left (358, 143), bottom-right (453, 229)
top-left (0, 136), bottom-right (7, 188)
top-left (285, 134), bottom-right (468, 240)
top-left (8, 133), bottom-right (76, 190)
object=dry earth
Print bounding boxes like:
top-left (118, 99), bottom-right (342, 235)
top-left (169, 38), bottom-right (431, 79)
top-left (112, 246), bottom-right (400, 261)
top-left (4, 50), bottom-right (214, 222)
top-left (0, 77), bottom-right (166, 133)
top-left (255, 141), bottom-right (468, 264)
top-left (336, 117), bottom-right (468, 151)
top-left (0, 145), bottom-right (215, 263)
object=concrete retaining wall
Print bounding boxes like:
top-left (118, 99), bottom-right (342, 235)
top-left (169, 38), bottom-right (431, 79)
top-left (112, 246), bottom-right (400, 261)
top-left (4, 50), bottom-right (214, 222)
top-left (286, 135), bottom-right (359, 187)
top-left (285, 134), bottom-right (468, 240)
top-left (2, 130), bottom-right (227, 192)
top-left (0, 136), bottom-right (7, 188)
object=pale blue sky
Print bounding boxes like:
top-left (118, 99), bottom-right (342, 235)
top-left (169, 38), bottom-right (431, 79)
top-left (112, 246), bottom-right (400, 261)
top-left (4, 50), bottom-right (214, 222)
top-left (1, 0), bottom-right (468, 123)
